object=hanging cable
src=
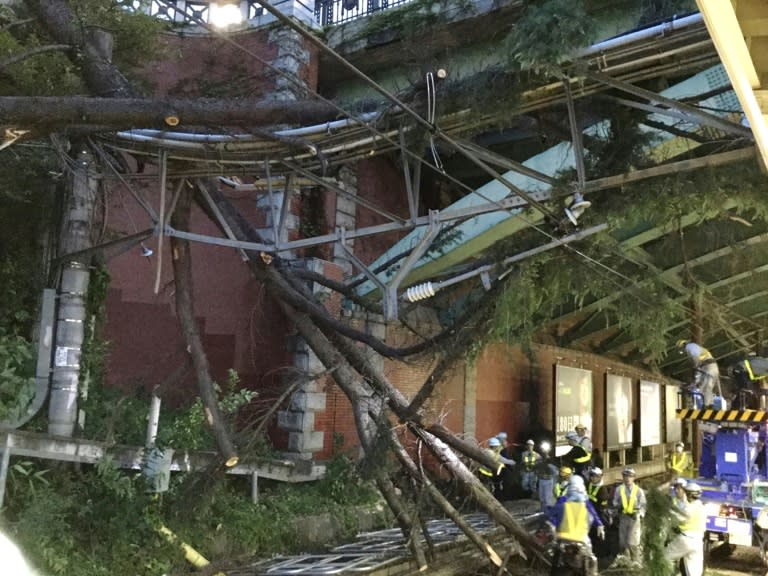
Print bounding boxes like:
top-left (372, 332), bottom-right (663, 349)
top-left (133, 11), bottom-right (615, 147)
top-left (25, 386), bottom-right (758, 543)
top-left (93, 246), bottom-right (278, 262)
top-left (425, 71), bottom-right (443, 172)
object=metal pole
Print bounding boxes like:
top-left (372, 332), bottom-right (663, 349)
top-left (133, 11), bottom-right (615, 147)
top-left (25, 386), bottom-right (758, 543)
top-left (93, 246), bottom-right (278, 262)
top-left (251, 471), bottom-right (259, 504)
top-left (0, 435), bottom-right (11, 508)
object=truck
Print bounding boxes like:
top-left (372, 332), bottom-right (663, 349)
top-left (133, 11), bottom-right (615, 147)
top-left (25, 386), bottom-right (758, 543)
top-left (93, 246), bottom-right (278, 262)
top-left (676, 389), bottom-right (768, 567)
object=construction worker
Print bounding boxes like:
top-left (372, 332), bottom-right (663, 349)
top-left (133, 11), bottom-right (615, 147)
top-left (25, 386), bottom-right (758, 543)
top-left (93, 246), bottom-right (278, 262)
top-left (612, 467), bottom-right (646, 563)
top-left (668, 441), bottom-right (689, 481)
top-left (575, 423), bottom-right (592, 453)
top-left (478, 436), bottom-right (514, 498)
top-left (554, 466), bottom-right (573, 502)
top-left (535, 441), bottom-right (559, 511)
top-left (497, 431), bottom-right (512, 459)
top-left (665, 481), bottom-right (706, 576)
top-left (586, 467), bottom-right (610, 557)
top-left (548, 475), bottom-right (604, 574)
top-left (520, 439), bottom-right (541, 495)
top-left (563, 431), bottom-right (592, 477)
top-left (677, 339), bottom-right (722, 408)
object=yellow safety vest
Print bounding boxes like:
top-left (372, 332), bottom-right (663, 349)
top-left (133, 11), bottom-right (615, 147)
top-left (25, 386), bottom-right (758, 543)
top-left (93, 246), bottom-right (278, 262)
top-left (554, 482), bottom-right (567, 499)
top-left (574, 446), bottom-right (592, 464)
top-left (479, 449), bottom-right (501, 477)
top-left (671, 452), bottom-right (688, 474)
top-left (523, 451), bottom-right (539, 469)
top-left (587, 483), bottom-right (606, 506)
top-left (557, 501), bottom-right (589, 542)
top-left (697, 348), bottom-right (713, 362)
top-left (619, 484), bottom-right (639, 514)
top-left (678, 500), bottom-right (706, 534)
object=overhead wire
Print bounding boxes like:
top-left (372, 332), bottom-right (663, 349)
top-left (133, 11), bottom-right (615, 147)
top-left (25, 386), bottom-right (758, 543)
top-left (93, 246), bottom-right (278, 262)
top-left (141, 3), bottom-right (760, 356)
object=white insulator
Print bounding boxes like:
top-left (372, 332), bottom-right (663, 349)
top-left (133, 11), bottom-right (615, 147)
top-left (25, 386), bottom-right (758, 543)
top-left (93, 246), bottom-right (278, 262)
top-left (405, 282), bottom-right (436, 302)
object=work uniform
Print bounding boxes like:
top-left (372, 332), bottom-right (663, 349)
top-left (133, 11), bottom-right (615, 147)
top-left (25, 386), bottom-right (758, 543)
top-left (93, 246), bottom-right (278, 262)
top-left (612, 482), bottom-right (646, 561)
top-left (550, 500), bottom-right (603, 545)
top-left (684, 342), bottom-right (721, 407)
top-left (521, 448), bottom-right (541, 494)
top-left (668, 450), bottom-right (689, 479)
top-left (587, 480), bottom-right (610, 557)
top-left (665, 498), bottom-right (706, 576)
top-left (535, 459), bottom-right (559, 511)
top-left (563, 443), bottom-right (592, 477)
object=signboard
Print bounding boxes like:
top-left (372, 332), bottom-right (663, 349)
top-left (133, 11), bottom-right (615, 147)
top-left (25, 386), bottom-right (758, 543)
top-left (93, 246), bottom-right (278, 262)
top-left (665, 385), bottom-right (682, 443)
top-left (606, 374), bottom-right (633, 449)
top-left (555, 365), bottom-right (593, 446)
top-left (640, 380), bottom-right (662, 446)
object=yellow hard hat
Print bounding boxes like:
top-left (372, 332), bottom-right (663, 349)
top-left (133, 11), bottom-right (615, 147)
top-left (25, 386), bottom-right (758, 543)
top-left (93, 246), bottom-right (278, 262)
top-left (676, 339), bottom-right (688, 349)
top-left (559, 466), bottom-right (573, 477)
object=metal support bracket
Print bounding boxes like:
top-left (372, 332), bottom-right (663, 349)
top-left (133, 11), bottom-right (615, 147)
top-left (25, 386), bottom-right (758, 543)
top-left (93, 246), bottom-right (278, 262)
top-left (383, 210), bottom-right (441, 320)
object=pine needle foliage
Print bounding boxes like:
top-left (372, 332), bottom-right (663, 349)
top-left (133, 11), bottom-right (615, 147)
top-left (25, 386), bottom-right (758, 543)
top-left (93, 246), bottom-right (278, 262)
top-left (502, 0), bottom-right (595, 76)
top-left (640, 487), bottom-right (677, 576)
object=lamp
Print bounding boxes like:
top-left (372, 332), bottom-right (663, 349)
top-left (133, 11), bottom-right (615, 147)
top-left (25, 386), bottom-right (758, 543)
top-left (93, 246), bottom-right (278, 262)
top-left (210, 1), bottom-right (243, 28)
top-left (564, 192), bottom-right (591, 226)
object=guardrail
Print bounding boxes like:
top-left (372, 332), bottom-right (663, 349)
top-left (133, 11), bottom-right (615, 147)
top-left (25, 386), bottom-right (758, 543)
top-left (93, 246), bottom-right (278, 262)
top-left (126, 0), bottom-right (413, 27)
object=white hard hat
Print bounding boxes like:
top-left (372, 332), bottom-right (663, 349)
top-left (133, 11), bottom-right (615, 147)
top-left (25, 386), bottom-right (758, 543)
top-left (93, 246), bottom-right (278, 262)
top-left (684, 482), bottom-right (702, 495)
top-left (497, 432), bottom-right (508, 440)
top-left (622, 467), bottom-right (636, 477)
top-left (488, 437), bottom-right (501, 447)
top-left (673, 478), bottom-right (687, 487)
top-left (526, 439), bottom-right (535, 446)
top-left (590, 467), bottom-right (603, 476)
top-left (565, 431), bottom-right (579, 441)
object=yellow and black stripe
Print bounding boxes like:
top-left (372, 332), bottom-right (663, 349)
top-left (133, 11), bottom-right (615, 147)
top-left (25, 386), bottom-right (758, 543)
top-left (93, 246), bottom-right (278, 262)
top-left (675, 408), bottom-right (768, 423)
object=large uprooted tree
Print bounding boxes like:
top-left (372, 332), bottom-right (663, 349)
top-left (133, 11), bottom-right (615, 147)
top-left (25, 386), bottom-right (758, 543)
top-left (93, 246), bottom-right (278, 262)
top-left (0, 0), bottom-right (551, 570)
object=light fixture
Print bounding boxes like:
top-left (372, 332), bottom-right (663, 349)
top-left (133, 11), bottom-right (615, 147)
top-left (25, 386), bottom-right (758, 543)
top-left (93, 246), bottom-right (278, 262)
top-left (564, 192), bottom-right (591, 226)
top-left (210, 1), bottom-right (243, 28)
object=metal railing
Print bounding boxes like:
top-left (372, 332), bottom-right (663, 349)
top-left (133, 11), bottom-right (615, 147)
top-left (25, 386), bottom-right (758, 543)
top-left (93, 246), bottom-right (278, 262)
top-left (315, 0), bottom-right (415, 26)
top-left (124, 0), bottom-right (414, 27)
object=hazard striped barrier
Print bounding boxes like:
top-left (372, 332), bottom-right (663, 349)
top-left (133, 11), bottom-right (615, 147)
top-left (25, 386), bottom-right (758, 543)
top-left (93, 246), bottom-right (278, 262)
top-left (675, 408), bottom-right (768, 423)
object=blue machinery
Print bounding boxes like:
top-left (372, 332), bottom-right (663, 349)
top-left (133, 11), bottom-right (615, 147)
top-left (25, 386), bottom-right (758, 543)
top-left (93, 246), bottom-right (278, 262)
top-left (676, 400), bottom-right (768, 566)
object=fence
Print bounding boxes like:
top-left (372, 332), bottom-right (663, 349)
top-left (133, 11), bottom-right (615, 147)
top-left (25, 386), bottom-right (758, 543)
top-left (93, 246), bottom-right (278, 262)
top-left (125, 0), bottom-right (414, 27)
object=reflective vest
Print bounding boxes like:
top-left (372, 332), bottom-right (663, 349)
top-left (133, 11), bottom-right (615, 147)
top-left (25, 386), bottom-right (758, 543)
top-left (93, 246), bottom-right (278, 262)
top-left (479, 449), bottom-right (501, 477)
top-left (678, 499), bottom-right (706, 535)
top-left (572, 445), bottom-right (592, 465)
top-left (554, 481), bottom-right (568, 499)
top-left (557, 501), bottom-right (589, 542)
top-left (619, 484), bottom-right (639, 514)
top-left (697, 348), bottom-right (714, 362)
top-left (670, 452), bottom-right (688, 474)
top-left (587, 483), bottom-right (606, 507)
top-left (523, 451), bottom-right (539, 470)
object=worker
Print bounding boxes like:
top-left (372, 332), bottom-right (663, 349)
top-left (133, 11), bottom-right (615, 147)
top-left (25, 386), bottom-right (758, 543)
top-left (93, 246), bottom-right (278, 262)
top-left (548, 475), bottom-right (604, 574)
top-left (612, 466), bottom-right (646, 563)
top-left (586, 467), bottom-right (610, 557)
top-left (667, 441), bottom-right (689, 481)
top-left (554, 465), bottom-right (573, 502)
top-left (562, 431), bottom-right (592, 477)
top-left (677, 339), bottom-right (722, 408)
top-left (575, 423), bottom-right (592, 453)
top-left (665, 481), bottom-right (706, 576)
top-left (478, 436), bottom-right (514, 498)
top-left (520, 439), bottom-right (541, 496)
top-left (497, 431), bottom-right (512, 459)
top-left (535, 441), bottom-right (559, 511)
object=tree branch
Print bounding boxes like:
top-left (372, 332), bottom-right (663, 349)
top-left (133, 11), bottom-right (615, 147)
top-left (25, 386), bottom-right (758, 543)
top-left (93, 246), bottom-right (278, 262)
top-left (0, 44), bottom-right (71, 70)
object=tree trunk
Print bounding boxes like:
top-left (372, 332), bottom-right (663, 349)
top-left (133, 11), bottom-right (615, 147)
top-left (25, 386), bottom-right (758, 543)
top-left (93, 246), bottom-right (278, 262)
top-left (170, 188), bottom-right (238, 466)
top-left (0, 96), bottom-right (340, 132)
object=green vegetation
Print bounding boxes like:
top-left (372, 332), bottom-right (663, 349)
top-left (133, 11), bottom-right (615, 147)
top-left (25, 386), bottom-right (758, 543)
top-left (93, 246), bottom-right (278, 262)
top-left (2, 451), bottom-right (380, 576)
top-left (503, 0), bottom-right (595, 76)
